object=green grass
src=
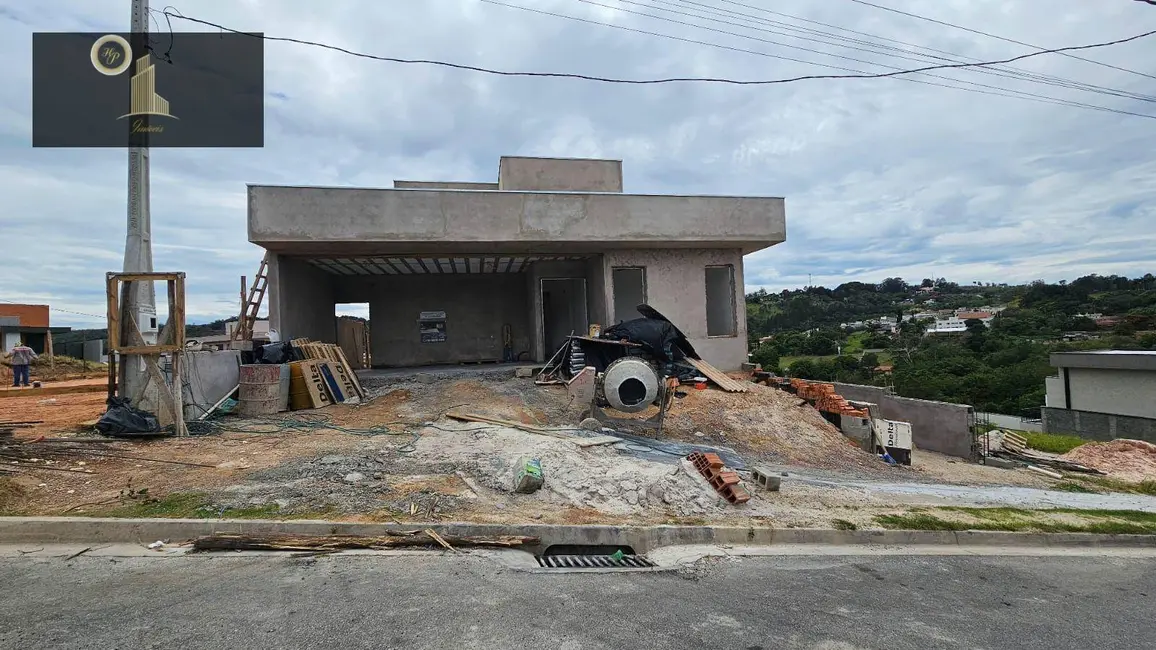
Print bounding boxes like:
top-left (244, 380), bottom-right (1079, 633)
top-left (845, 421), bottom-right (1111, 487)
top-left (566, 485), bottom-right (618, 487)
top-left (831, 519), bottom-right (858, 531)
top-left (1023, 431), bottom-right (1088, 454)
top-left (875, 507), bottom-right (1156, 535)
top-left (1067, 475), bottom-right (1156, 496)
top-left (88, 492), bottom-right (294, 520)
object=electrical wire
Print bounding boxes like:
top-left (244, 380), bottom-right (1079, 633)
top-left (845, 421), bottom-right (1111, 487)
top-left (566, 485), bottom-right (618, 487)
top-left (154, 6), bottom-right (1156, 94)
top-left (660, 0), bottom-right (1156, 103)
top-left (564, 0), bottom-right (1156, 115)
top-left (479, 1), bottom-right (1156, 119)
top-left (845, 0), bottom-right (1156, 81)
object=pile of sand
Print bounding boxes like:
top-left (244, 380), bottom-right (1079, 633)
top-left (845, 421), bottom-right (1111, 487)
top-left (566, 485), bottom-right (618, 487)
top-left (1061, 439), bottom-right (1156, 482)
top-left (664, 382), bottom-right (878, 470)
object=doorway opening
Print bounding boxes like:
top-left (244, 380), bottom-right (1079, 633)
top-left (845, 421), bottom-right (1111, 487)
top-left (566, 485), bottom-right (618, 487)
top-left (611, 267), bottom-right (646, 323)
top-left (541, 278), bottom-right (588, 355)
top-left (335, 303), bottom-right (371, 369)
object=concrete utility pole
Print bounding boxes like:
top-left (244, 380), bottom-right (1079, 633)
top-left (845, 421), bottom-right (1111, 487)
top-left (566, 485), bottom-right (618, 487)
top-left (119, 0), bottom-right (157, 402)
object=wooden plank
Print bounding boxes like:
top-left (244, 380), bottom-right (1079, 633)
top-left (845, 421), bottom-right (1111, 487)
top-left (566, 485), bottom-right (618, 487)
top-left (112, 344), bottom-right (182, 356)
top-left (686, 358), bottom-right (749, 393)
top-left (571, 435), bottom-right (622, 447)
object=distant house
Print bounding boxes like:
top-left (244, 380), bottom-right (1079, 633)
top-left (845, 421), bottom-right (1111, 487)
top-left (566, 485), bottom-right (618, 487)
top-left (186, 319), bottom-right (273, 350)
top-left (1095, 316), bottom-right (1122, 328)
top-left (956, 311), bottom-right (994, 324)
top-left (916, 286), bottom-right (935, 294)
top-left (1043, 351), bottom-right (1156, 442)
top-left (0, 303), bottom-right (71, 354)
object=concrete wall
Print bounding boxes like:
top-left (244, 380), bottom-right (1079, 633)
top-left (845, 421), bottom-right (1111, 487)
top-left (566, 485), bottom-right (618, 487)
top-left (602, 249), bottom-right (748, 371)
top-left (1065, 367), bottom-right (1156, 419)
top-left (833, 382), bottom-right (976, 459)
top-left (498, 157), bottom-right (623, 193)
top-left (267, 254), bottom-right (337, 343)
top-left (249, 186), bottom-right (785, 255)
top-left (586, 255), bottom-right (608, 331)
top-left (180, 350), bottom-right (241, 421)
top-left (1043, 407), bottom-right (1156, 444)
top-left (345, 274), bottom-right (532, 367)
top-left (392, 181), bottom-right (499, 190)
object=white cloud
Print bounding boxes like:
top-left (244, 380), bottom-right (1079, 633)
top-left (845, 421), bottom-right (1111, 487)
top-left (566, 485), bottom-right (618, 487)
top-left (1, 0), bottom-right (1155, 330)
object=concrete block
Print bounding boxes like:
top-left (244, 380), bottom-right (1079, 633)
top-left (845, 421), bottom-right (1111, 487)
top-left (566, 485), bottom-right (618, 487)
top-left (514, 366), bottom-right (535, 379)
top-left (750, 467), bottom-right (782, 491)
top-left (740, 362), bottom-right (757, 372)
top-left (982, 456), bottom-right (1020, 470)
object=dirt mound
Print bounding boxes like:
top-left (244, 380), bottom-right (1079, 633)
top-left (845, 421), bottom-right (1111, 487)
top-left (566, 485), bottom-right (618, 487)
top-left (1061, 439), bottom-right (1156, 482)
top-left (664, 382), bottom-right (878, 471)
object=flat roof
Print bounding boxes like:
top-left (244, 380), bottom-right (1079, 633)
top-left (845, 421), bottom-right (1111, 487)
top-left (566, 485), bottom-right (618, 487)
top-left (1051, 350), bottom-right (1156, 372)
top-left (244, 183), bottom-right (785, 200)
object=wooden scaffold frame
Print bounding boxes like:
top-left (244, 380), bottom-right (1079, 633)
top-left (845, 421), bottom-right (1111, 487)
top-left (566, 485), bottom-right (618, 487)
top-left (105, 271), bottom-right (188, 436)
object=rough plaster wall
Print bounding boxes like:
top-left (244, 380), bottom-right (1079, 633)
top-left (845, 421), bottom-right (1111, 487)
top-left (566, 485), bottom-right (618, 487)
top-left (249, 186), bottom-right (785, 251)
top-left (498, 157), bottom-right (623, 192)
top-left (586, 255), bottom-right (608, 330)
top-left (833, 383), bottom-right (974, 459)
top-left (272, 255), bottom-right (337, 343)
top-left (1068, 368), bottom-right (1156, 419)
top-left (364, 274), bottom-right (531, 367)
top-left (602, 249), bottom-right (748, 371)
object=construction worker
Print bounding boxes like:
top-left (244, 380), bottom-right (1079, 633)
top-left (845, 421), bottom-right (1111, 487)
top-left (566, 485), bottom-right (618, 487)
top-left (4, 340), bottom-right (37, 387)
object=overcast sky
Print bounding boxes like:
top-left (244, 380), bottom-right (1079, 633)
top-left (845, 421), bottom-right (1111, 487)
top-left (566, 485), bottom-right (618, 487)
top-left (2, 0), bottom-right (1155, 328)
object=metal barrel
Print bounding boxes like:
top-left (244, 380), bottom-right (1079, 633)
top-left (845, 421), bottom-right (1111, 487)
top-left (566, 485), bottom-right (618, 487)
top-left (237, 363), bottom-right (283, 416)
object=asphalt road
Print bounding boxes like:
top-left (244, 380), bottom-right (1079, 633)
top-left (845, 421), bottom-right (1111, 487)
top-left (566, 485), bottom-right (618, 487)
top-left (1, 551), bottom-right (1152, 649)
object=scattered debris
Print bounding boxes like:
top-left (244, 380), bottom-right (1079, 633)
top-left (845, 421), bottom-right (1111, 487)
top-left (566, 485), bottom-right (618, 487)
top-left (687, 451), bottom-right (751, 504)
top-left (191, 531), bottom-right (538, 552)
top-left (147, 540), bottom-right (166, 550)
top-left (987, 429), bottom-right (1103, 475)
top-left (514, 457), bottom-right (544, 494)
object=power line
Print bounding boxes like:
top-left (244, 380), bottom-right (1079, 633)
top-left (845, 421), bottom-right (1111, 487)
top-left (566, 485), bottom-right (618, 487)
top-left (155, 7), bottom-right (1156, 119)
top-left (574, 0), bottom-right (1156, 106)
top-left (663, 0), bottom-right (1156, 103)
top-left (486, 0), bottom-right (1156, 119)
top-left (845, 0), bottom-right (1156, 81)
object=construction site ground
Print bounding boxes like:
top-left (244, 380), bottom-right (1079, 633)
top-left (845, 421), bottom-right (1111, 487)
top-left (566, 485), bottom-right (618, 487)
top-left (3, 371), bottom-right (1155, 531)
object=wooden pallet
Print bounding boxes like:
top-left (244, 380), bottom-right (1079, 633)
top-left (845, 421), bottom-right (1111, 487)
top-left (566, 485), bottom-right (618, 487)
top-left (686, 358), bottom-right (749, 393)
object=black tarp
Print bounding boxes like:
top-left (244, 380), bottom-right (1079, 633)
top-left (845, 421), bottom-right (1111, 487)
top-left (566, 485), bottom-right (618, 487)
top-left (635, 304), bottom-right (700, 360)
top-left (95, 397), bottom-right (163, 437)
top-left (601, 318), bottom-right (684, 363)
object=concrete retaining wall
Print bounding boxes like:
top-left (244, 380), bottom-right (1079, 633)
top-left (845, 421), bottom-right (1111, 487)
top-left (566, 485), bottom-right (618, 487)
top-left (834, 383), bottom-right (975, 459)
top-left (1042, 407), bottom-right (1156, 444)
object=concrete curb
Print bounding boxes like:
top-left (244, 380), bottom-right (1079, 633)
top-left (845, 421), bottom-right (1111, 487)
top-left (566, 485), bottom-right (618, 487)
top-left (2, 517), bottom-right (1155, 552)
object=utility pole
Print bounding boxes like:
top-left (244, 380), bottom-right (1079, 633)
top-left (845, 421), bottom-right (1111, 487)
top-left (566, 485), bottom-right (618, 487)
top-left (119, 0), bottom-right (157, 403)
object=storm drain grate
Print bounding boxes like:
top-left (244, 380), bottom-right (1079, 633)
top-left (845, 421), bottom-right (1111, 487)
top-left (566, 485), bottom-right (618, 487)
top-left (536, 554), bottom-right (657, 569)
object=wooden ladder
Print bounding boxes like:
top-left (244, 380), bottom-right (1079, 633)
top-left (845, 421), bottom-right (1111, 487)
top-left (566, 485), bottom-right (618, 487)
top-left (232, 254), bottom-right (269, 342)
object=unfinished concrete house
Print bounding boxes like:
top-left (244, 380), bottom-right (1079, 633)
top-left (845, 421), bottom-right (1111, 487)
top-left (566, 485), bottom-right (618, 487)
top-left (246, 156), bottom-right (786, 371)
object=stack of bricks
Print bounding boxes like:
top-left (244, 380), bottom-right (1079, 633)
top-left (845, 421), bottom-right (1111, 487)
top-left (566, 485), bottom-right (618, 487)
top-left (788, 379), bottom-right (868, 418)
top-left (686, 452), bottom-right (751, 505)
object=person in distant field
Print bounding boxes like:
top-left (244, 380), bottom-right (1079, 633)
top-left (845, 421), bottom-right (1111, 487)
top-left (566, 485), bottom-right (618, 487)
top-left (4, 340), bottom-right (37, 387)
